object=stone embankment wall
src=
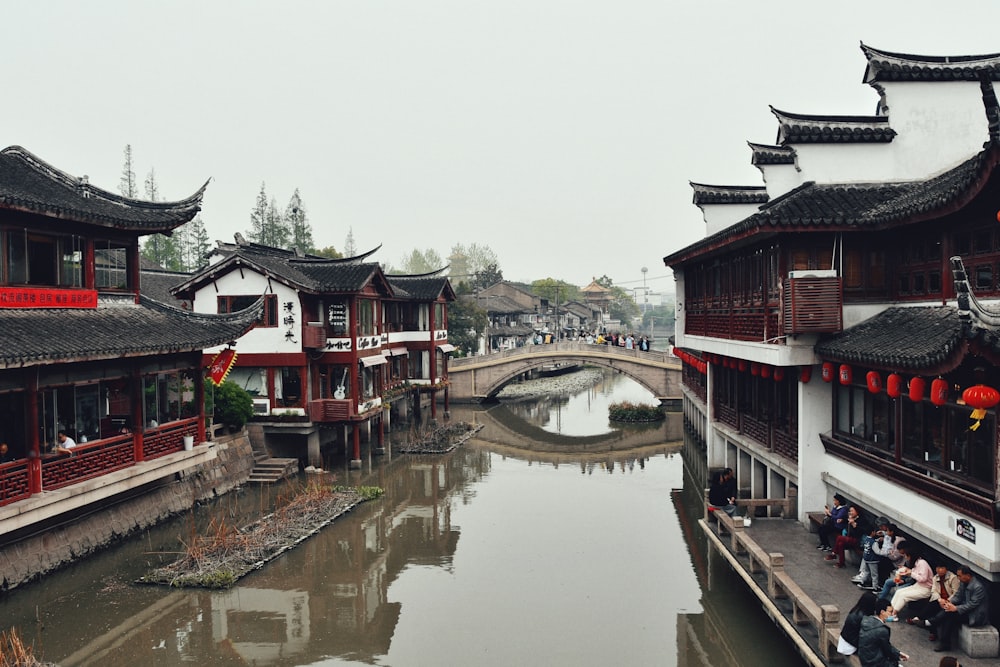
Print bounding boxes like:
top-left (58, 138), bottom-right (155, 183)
top-left (0, 433), bottom-right (255, 592)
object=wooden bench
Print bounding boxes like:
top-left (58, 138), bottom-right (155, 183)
top-left (773, 570), bottom-right (840, 661)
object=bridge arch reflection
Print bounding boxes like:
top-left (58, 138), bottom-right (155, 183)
top-left (445, 403), bottom-right (684, 468)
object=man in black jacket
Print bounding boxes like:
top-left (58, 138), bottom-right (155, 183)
top-left (858, 598), bottom-right (909, 666)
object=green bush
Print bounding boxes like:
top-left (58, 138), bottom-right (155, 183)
top-left (608, 401), bottom-right (665, 423)
top-left (210, 379), bottom-right (254, 430)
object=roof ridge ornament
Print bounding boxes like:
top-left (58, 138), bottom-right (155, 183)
top-left (952, 255), bottom-right (1000, 328)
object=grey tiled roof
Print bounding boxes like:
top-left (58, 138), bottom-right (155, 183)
top-left (771, 108), bottom-right (896, 144)
top-left (0, 296), bottom-right (261, 368)
top-left (386, 275), bottom-right (455, 301)
top-left (140, 269), bottom-right (191, 306)
top-left (0, 146), bottom-right (206, 231)
top-left (749, 142), bottom-right (796, 166)
top-left (816, 307), bottom-right (965, 371)
top-left (664, 144), bottom-right (1000, 266)
top-left (172, 244), bottom-right (391, 296)
top-left (862, 43), bottom-right (1000, 83)
top-left (691, 183), bottom-right (769, 206)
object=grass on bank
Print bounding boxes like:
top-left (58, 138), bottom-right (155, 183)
top-left (139, 482), bottom-right (384, 589)
top-left (608, 401), bottom-right (665, 423)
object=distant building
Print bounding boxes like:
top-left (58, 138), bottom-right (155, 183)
top-left (172, 239), bottom-right (455, 467)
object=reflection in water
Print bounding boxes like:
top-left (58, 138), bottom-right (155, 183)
top-left (0, 370), bottom-right (800, 666)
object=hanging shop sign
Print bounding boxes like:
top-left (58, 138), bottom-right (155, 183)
top-left (208, 348), bottom-right (238, 386)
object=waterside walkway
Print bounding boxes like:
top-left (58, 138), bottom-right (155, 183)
top-left (701, 513), bottom-right (996, 666)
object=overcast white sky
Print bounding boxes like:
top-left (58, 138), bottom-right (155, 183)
top-left (5, 1), bottom-right (1000, 293)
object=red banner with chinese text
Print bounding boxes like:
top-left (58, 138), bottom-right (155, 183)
top-left (208, 348), bottom-right (238, 386)
top-left (0, 287), bottom-right (98, 309)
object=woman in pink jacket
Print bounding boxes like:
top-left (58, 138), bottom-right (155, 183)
top-left (889, 542), bottom-right (933, 620)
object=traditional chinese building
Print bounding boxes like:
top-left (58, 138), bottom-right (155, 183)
top-left (171, 239), bottom-right (455, 468)
top-left (0, 146), bottom-right (259, 508)
top-left (665, 44), bottom-right (1000, 587)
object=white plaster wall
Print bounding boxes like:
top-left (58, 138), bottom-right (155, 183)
top-left (192, 270), bottom-right (301, 356)
top-left (795, 372), bottom-right (832, 522)
top-left (823, 458), bottom-right (1000, 577)
top-left (794, 143), bottom-right (895, 184)
top-left (880, 81), bottom-right (989, 179)
top-left (701, 202), bottom-right (763, 237)
top-left (759, 163), bottom-right (802, 201)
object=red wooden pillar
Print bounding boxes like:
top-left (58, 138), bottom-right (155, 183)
top-left (352, 423), bottom-right (361, 462)
top-left (430, 390), bottom-right (437, 419)
top-left (26, 373), bottom-right (42, 494)
top-left (377, 415), bottom-right (385, 452)
top-left (132, 365), bottom-right (145, 462)
top-left (195, 368), bottom-right (206, 443)
top-left (443, 386), bottom-right (450, 413)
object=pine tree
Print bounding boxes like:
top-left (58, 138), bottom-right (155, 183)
top-left (140, 168), bottom-right (181, 269)
top-left (248, 183), bottom-right (269, 244)
top-left (286, 189), bottom-right (314, 255)
top-left (344, 227), bottom-right (357, 257)
top-left (119, 145), bottom-right (138, 198)
top-left (264, 197), bottom-right (289, 248)
top-left (186, 215), bottom-right (212, 269)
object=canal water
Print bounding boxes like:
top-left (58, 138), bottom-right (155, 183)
top-left (0, 369), bottom-right (802, 666)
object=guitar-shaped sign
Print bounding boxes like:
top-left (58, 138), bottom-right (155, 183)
top-left (333, 368), bottom-right (348, 399)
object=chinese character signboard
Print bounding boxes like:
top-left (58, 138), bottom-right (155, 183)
top-left (0, 287), bottom-right (98, 308)
top-left (956, 518), bottom-right (976, 544)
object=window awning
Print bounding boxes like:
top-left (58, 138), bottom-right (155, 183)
top-left (382, 347), bottom-right (409, 356)
top-left (360, 355), bottom-right (388, 367)
top-left (437, 343), bottom-right (456, 353)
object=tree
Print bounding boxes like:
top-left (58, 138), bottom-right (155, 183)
top-left (247, 183), bottom-right (269, 245)
top-left (286, 189), bottom-right (314, 255)
top-left (531, 278), bottom-right (580, 305)
top-left (472, 263), bottom-right (503, 291)
top-left (183, 214), bottom-right (212, 270)
top-left (344, 227), bottom-right (357, 257)
top-left (314, 246), bottom-right (343, 259)
top-left (266, 197), bottom-right (289, 248)
top-left (210, 379), bottom-right (254, 430)
top-left (449, 243), bottom-right (500, 286)
top-left (395, 248), bottom-right (444, 274)
top-left (119, 145), bottom-right (138, 198)
top-left (140, 168), bottom-right (182, 269)
top-left (446, 284), bottom-right (487, 357)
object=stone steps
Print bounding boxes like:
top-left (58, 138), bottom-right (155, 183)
top-left (247, 456), bottom-right (299, 483)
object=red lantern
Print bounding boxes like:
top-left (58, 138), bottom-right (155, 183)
top-left (909, 377), bottom-right (926, 402)
top-left (839, 364), bottom-right (852, 385)
top-left (761, 365), bottom-right (772, 379)
top-left (931, 378), bottom-right (948, 406)
top-left (738, 360), bottom-right (747, 372)
top-left (962, 384), bottom-right (1000, 411)
top-left (886, 373), bottom-right (902, 399)
top-left (750, 362), bottom-right (760, 376)
top-left (799, 366), bottom-right (812, 383)
top-left (866, 371), bottom-right (882, 394)
top-left (962, 384), bottom-right (1000, 431)
top-left (821, 362), bottom-right (834, 382)
top-left (773, 367), bottom-right (785, 381)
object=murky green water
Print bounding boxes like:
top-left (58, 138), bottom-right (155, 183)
top-left (0, 368), bottom-right (801, 666)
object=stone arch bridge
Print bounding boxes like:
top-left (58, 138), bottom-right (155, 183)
top-left (446, 342), bottom-right (682, 404)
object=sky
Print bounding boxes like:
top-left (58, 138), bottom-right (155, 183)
top-left (6, 1), bottom-right (1000, 296)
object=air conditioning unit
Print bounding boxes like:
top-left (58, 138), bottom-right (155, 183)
top-left (252, 399), bottom-right (270, 415)
top-left (787, 269), bottom-right (837, 279)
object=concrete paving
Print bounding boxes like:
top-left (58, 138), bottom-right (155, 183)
top-left (712, 515), bottom-right (995, 666)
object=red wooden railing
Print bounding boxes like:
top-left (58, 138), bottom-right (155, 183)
top-left (0, 460), bottom-right (32, 505)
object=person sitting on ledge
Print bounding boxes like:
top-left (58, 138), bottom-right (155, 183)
top-left (826, 504), bottom-right (869, 568)
top-left (55, 430), bottom-right (77, 456)
top-left (708, 468), bottom-right (737, 517)
top-left (926, 564), bottom-right (990, 653)
top-left (0, 442), bottom-right (15, 463)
